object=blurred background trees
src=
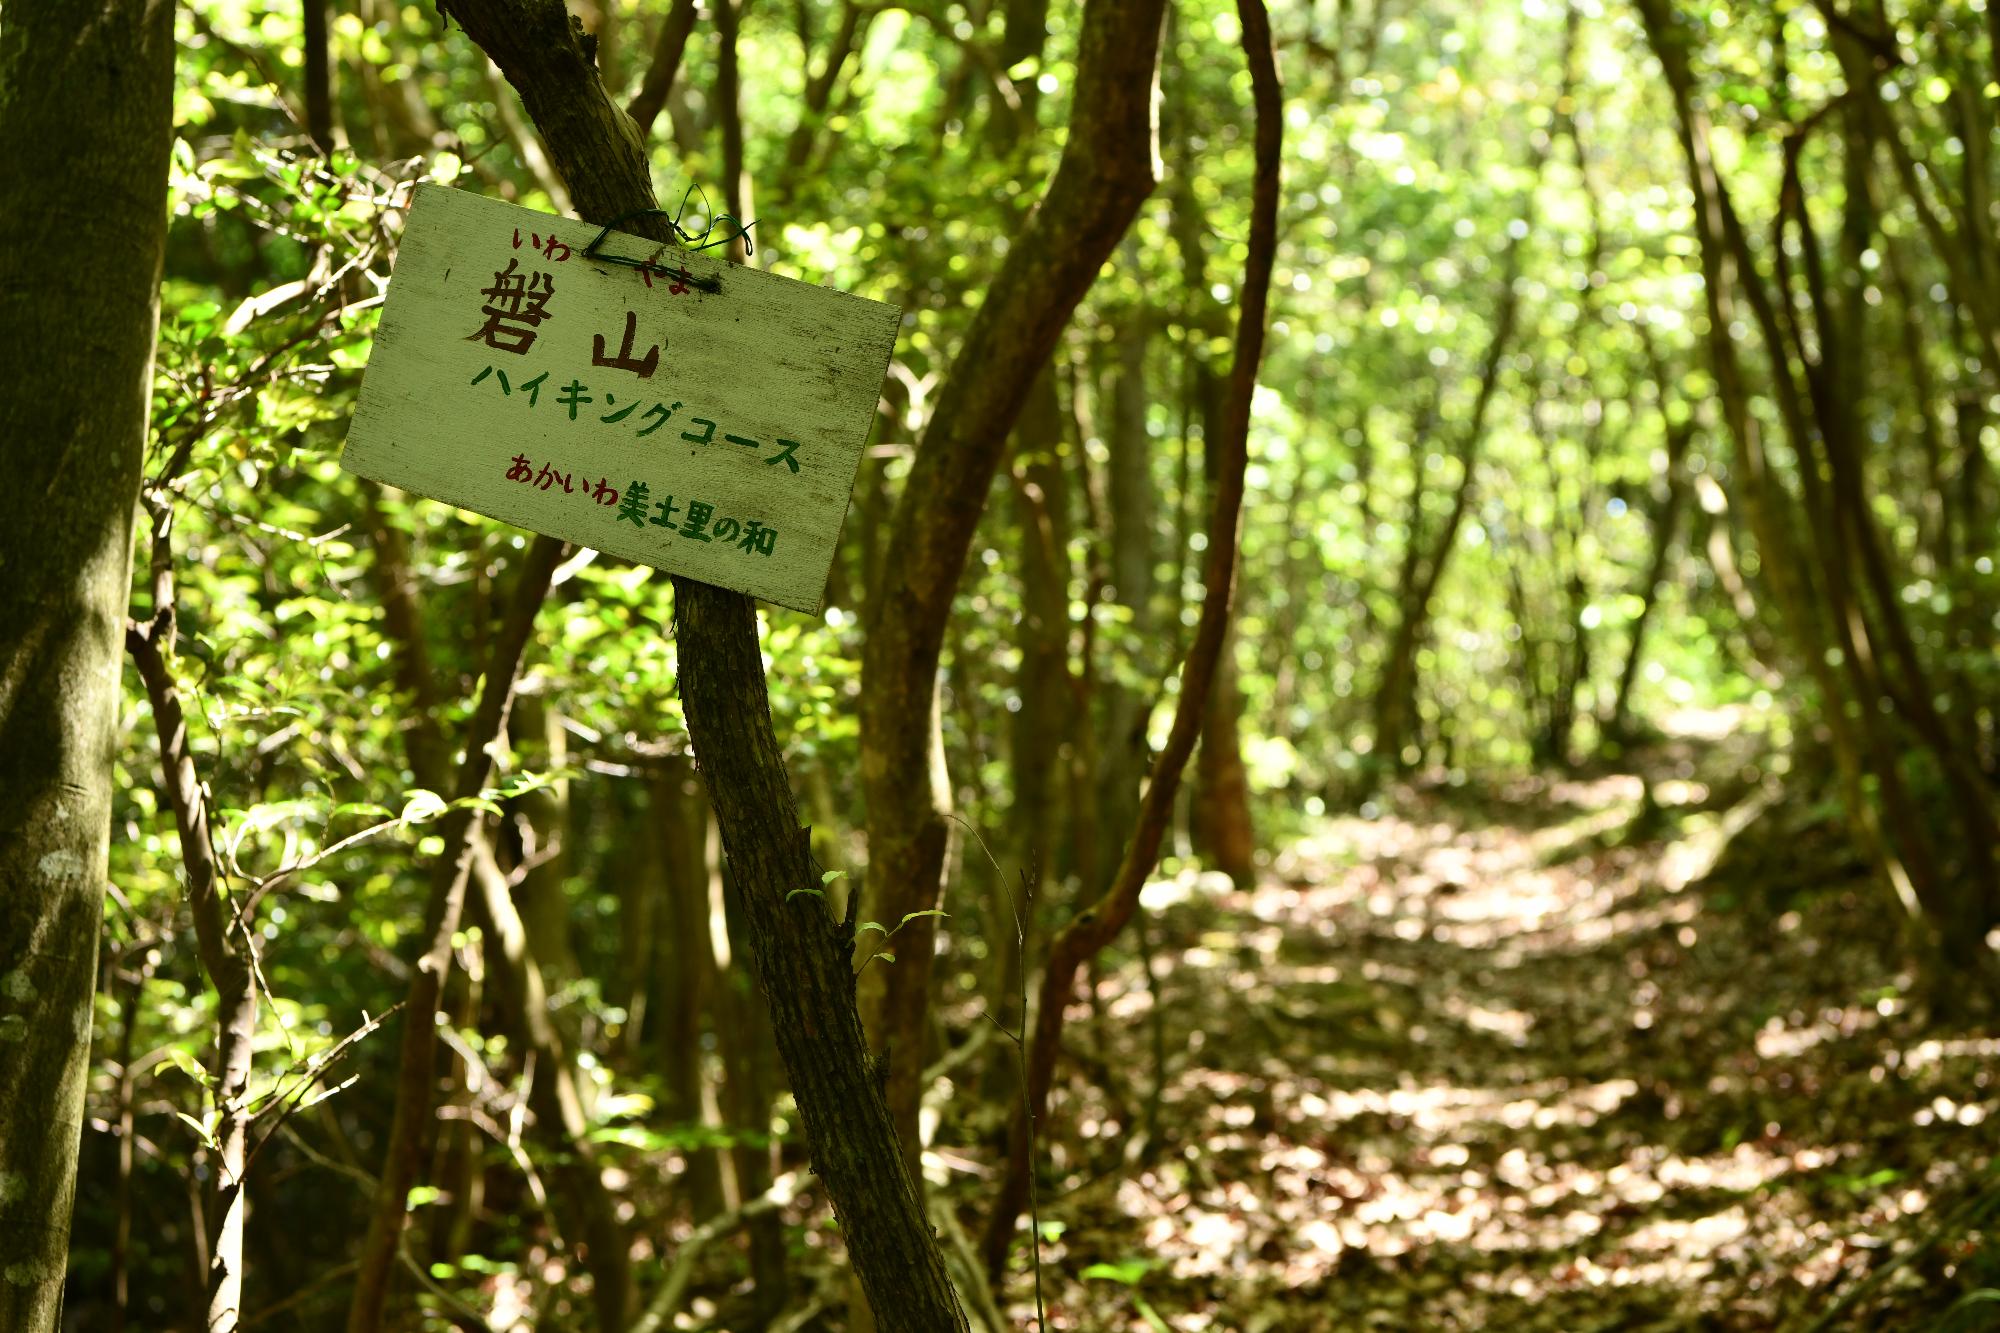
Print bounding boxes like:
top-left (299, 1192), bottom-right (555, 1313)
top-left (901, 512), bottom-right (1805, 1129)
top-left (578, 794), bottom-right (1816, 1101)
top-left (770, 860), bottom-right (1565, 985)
top-left (25, 0), bottom-right (2000, 1327)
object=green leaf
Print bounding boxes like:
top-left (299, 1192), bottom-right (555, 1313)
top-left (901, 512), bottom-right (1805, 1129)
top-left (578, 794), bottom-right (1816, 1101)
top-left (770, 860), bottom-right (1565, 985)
top-left (399, 790), bottom-right (447, 824)
top-left (1082, 1259), bottom-right (1152, 1286)
top-left (158, 1046), bottom-right (213, 1088)
top-left (174, 1110), bottom-right (217, 1150)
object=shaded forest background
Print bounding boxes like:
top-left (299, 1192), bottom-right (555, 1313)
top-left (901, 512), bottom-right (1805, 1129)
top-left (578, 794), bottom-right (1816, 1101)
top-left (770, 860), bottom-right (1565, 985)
top-left (3, 0), bottom-right (1999, 1328)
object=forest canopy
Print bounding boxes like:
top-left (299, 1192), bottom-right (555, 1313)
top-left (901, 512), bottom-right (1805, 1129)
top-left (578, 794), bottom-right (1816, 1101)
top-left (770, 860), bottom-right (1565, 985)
top-left (0, 0), bottom-right (1996, 1329)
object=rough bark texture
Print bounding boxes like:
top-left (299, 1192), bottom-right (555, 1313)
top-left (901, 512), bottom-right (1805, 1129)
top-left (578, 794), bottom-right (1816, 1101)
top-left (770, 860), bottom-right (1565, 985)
top-left (346, 533), bottom-right (566, 1332)
top-left (982, 0), bottom-right (1282, 1276)
top-left (438, 1), bottom-right (971, 1324)
top-left (0, 0), bottom-right (175, 1325)
top-left (856, 0), bottom-right (1169, 1179)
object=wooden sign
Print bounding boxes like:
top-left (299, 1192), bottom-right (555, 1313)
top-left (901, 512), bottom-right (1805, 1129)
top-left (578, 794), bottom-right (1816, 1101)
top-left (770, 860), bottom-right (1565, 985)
top-left (340, 183), bottom-right (901, 614)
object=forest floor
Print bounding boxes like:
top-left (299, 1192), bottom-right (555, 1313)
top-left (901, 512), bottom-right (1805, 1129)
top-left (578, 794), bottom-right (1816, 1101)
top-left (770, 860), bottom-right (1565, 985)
top-left (970, 717), bottom-right (2000, 1333)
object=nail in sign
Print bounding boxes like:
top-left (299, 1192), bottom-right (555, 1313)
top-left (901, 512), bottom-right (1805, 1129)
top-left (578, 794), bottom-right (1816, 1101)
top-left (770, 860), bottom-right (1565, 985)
top-left (340, 183), bottom-right (901, 614)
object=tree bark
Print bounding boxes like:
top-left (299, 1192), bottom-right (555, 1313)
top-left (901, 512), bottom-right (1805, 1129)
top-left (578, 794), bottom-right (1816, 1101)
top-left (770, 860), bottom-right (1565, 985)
top-left (439, 1), bottom-right (971, 1324)
top-left (982, 0), bottom-right (1281, 1276)
top-left (854, 0), bottom-right (1168, 1189)
top-left (0, 0), bottom-right (175, 1325)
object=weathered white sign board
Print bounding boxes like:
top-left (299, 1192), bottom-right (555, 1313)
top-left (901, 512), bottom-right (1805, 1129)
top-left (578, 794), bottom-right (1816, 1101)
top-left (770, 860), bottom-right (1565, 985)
top-left (340, 183), bottom-right (901, 614)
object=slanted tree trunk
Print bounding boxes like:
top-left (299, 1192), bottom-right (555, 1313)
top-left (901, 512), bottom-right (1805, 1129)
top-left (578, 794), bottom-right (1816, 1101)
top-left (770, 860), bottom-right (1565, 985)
top-left (1369, 265), bottom-right (1521, 783)
top-left (716, 860), bottom-right (789, 1322)
top-left (982, 0), bottom-right (1282, 1275)
top-left (126, 485), bottom-right (260, 1333)
top-left (1606, 333), bottom-right (1693, 742)
top-left (0, 0), bottom-right (175, 1325)
top-left (506, 693), bottom-right (582, 1005)
top-left (775, 0), bottom-right (873, 203)
top-left (443, 3), bottom-right (971, 1324)
top-left (626, 0), bottom-right (698, 139)
top-left (359, 516), bottom-right (632, 1325)
top-left (854, 0), bottom-right (1169, 1186)
top-left (1635, 0), bottom-right (1946, 954)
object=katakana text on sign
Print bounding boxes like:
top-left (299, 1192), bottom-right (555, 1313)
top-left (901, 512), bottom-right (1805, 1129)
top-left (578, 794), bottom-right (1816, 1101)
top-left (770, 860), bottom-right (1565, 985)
top-left (339, 183), bottom-right (901, 613)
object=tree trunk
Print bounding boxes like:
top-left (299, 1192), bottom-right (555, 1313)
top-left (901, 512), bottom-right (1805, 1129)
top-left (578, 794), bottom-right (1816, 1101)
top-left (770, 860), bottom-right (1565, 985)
top-left (1190, 368), bottom-right (1256, 885)
top-left (648, 756), bottom-right (727, 1221)
top-left (626, 0), bottom-right (698, 139)
top-left (1635, 0), bottom-right (1946, 952)
top-left (1192, 626), bottom-right (1257, 886)
top-left (441, 2), bottom-right (971, 1323)
top-left (855, 0), bottom-right (1169, 1186)
top-left (716, 856), bottom-right (789, 1322)
top-left (983, 0), bottom-right (1282, 1275)
top-left (1096, 308), bottom-right (1159, 888)
top-left (0, 0), bottom-right (175, 1324)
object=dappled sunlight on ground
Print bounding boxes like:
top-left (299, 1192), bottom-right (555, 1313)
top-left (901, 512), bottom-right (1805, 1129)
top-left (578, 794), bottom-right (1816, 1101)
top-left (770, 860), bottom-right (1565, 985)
top-left (978, 739), bottom-right (2000, 1331)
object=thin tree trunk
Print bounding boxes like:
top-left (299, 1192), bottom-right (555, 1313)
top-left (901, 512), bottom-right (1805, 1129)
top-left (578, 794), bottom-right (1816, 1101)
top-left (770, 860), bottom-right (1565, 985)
top-left (716, 856), bottom-right (789, 1321)
top-left (346, 535), bottom-right (567, 1332)
top-left (466, 842), bottom-right (633, 1330)
top-left (776, 0), bottom-right (872, 202)
top-left (648, 756), bottom-right (727, 1221)
top-left (1370, 252), bottom-right (1523, 780)
top-left (1190, 363), bottom-right (1256, 884)
top-left (1096, 308), bottom-right (1159, 888)
top-left (1636, 0), bottom-right (1935, 944)
top-left (303, 0), bottom-right (335, 152)
top-left (999, 371), bottom-right (1072, 1074)
top-left (127, 505), bottom-right (259, 1332)
top-left (0, 0), bottom-right (175, 1324)
top-left (441, 2), bottom-right (971, 1323)
top-left (983, 0), bottom-right (1281, 1275)
top-left (627, 0), bottom-right (699, 139)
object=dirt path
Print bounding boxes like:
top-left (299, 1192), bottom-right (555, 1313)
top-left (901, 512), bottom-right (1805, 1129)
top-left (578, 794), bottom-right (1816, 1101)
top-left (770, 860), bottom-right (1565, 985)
top-left (1002, 738), bottom-right (2000, 1331)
